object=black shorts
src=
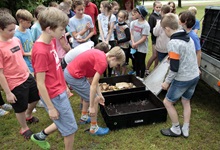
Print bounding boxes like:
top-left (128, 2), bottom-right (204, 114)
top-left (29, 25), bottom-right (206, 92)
top-left (11, 74), bottom-right (40, 113)
top-left (122, 47), bottom-right (130, 65)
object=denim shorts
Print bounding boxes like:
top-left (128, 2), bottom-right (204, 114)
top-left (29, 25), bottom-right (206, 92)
top-left (41, 91), bottom-right (78, 136)
top-left (64, 69), bottom-right (90, 102)
top-left (166, 76), bottom-right (200, 102)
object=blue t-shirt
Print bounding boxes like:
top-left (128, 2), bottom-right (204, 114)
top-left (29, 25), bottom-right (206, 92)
top-left (14, 29), bottom-right (34, 72)
top-left (189, 30), bottom-right (201, 51)
top-left (31, 22), bottom-right (42, 42)
top-left (192, 19), bottom-right (200, 31)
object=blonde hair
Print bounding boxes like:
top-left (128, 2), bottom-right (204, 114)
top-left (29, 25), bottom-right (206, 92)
top-left (188, 6), bottom-right (197, 15)
top-left (16, 9), bottom-right (33, 22)
top-left (161, 13), bottom-right (179, 30)
top-left (107, 46), bottom-right (125, 66)
top-left (38, 7), bottom-right (69, 31)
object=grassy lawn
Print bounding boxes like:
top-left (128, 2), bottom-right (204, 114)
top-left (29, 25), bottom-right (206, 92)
top-left (1, 5), bottom-right (220, 150)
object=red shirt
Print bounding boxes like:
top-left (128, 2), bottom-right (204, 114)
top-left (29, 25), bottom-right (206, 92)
top-left (84, 2), bottom-right (99, 35)
top-left (0, 37), bottom-right (29, 90)
top-left (32, 39), bottom-right (66, 99)
top-left (67, 49), bottom-right (107, 78)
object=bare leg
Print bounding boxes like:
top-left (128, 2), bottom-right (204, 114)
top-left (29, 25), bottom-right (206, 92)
top-left (44, 123), bottom-right (57, 134)
top-left (26, 101), bottom-right (38, 118)
top-left (64, 133), bottom-right (75, 150)
top-left (90, 97), bottom-right (99, 122)
top-left (16, 111), bottom-right (29, 132)
top-left (163, 98), bottom-right (179, 123)
top-left (146, 45), bottom-right (158, 70)
top-left (181, 98), bottom-right (191, 123)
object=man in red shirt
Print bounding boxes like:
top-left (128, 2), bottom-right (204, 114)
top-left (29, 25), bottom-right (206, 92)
top-left (84, 0), bottom-right (99, 45)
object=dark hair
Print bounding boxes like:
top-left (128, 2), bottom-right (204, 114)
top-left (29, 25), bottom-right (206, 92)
top-left (95, 42), bottom-right (109, 53)
top-left (72, 0), bottom-right (84, 9)
top-left (179, 11), bottom-right (196, 28)
top-left (168, 1), bottom-right (176, 14)
top-left (0, 11), bottom-right (17, 30)
top-left (161, 5), bottom-right (170, 15)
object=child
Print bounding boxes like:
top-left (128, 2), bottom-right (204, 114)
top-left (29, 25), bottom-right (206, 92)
top-left (98, 1), bottom-right (116, 77)
top-left (31, 7), bottom-right (77, 149)
top-left (69, 0), bottom-right (94, 48)
top-left (168, 1), bottom-right (176, 14)
top-left (84, 0), bottom-right (99, 46)
top-left (64, 46), bottom-right (125, 135)
top-left (31, 5), bottom-right (46, 42)
top-left (0, 11), bottom-right (40, 139)
top-left (115, 10), bottom-right (131, 75)
top-left (160, 13), bottom-right (200, 138)
top-left (130, 6), bottom-right (150, 81)
top-left (146, 1), bottom-right (162, 75)
top-left (188, 6), bottom-right (200, 34)
top-left (14, 9), bottom-right (34, 74)
top-left (153, 4), bottom-right (170, 62)
top-left (179, 11), bottom-right (201, 68)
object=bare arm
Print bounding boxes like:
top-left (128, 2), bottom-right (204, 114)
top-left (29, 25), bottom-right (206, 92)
top-left (36, 72), bottom-right (59, 120)
top-left (106, 22), bottom-right (115, 43)
top-left (98, 19), bottom-right (105, 42)
top-left (0, 69), bottom-right (17, 103)
top-left (59, 36), bottom-right (71, 52)
top-left (196, 50), bottom-right (201, 67)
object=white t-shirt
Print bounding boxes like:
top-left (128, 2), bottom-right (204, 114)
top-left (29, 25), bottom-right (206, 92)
top-left (97, 13), bottom-right (116, 41)
top-left (64, 41), bottom-right (94, 64)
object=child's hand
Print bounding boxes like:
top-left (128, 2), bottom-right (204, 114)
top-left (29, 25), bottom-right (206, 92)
top-left (85, 22), bottom-right (91, 30)
top-left (76, 38), bottom-right (86, 43)
top-left (132, 43), bottom-right (137, 49)
top-left (89, 106), bottom-right (96, 117)
top-left (6, 92), bottom-right (17, 104)
top-left (48, 107), bottom-right (59, 120)
top-left (162, 82), bottom-right (170, 90)
top-left (98, 95), bottom-right (105, 106)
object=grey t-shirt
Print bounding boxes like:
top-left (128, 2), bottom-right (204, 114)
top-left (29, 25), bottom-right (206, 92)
top-left (130, 20), bottom-right (150, 53)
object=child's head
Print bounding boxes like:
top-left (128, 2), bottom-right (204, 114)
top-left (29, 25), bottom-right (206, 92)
top-left (16, 9), bottom-right (33, 29)
top-left (100, 1), bottom-right (112, 15)
top-left (118, 10), bottom-right (128, 23)
top-left (153, 1), bottom-right (162, 13)
top-left (107, 46), bottom-right (125, 68)
top-left (136, 5), bottom-right (148, 20)
top-left (49, 1), bottom-right (59, 8)
top-left (111, 1), bottom-right (120, 15)
top-left (188, 6), bottom-right (197, 16)
top-left (63, 0), bottom-right (73, 8)
top-left (168, 1), bottom-right (176, 14)
top-left (94, 42), bottom-right (109, 53)
top-left (38, 7), bottom-right (69, 38)
top-left (34, 5), bottom-right (47, 20)
top-left (124, 0), bottom-right (133, 11)
top-left (59, 2), bottom-right (71, 15)
top-left (72, 0), bottom-right (85, 17)
top-left (161, 13), bottom-right (179, 37)
top-left (131, 8), bottom-right (138, 20)
top-left (179, 11), bottom-right (196, 29)
top-left (161, 5), bottom-right (170, 16)
top-left (0, 12), bottom-right (17, 40)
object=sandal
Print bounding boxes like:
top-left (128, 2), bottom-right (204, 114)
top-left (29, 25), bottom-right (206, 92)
top-left (26, 116), bottom-right (39, 124)
top-left (31, 134), bottom-right (50, 150)
top-left (20, 128), bottom-right (33, 140)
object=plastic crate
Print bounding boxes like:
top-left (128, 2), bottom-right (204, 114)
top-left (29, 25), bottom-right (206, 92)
top-left (100, 90), bottom-right (167, 130)
top-left (99, 75), bottom-right (146, 96)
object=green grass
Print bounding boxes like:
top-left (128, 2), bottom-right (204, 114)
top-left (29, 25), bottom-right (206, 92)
top-left (1, 5), bottom-right (220, 150)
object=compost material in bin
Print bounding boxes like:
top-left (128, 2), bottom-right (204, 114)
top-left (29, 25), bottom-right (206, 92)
top-left (105, 99), bottom-right (156, 115)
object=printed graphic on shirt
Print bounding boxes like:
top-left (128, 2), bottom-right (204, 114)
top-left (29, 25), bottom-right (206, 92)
top-left (10, 46), bottom-right (20, 53)
top-left (50, 49), bottom-right (61, 70)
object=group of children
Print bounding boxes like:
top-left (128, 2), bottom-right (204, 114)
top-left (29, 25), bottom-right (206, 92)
top-left (0, 0), bottom-right (202, 149)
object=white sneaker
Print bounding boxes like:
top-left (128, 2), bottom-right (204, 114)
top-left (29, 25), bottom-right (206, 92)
top-left (1, 103), bottom-right (12, 111)
top-left (182, 127), bottom-right (189, 138)
top-left (36, 101), bottom-right (44, 108)
top-left (32, 108), bottom-right (37, 113)
top-left (0, 108), bottom-right (9, 117)
top-left (136, 76), bottom-right (144, 82)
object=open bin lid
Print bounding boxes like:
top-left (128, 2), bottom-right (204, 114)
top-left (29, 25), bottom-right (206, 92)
top-left (144, 56), bottom-right (170, 96)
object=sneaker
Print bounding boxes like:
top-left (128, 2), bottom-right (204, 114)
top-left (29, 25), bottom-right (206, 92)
top-left (145, 69), bottom-right (150, 76)
top-left (89, 127), bottom-right (110, 136)
top-left (128, 70), bottom-right (135, 75)
top-left (79, 117), bottom-right (91, 125)
top-left (181, 127), bottom-right (189, 138)
top-left (36, 101), bottom-right (44, 108)
top-left (32, 108), bottom-right (37, 113)
top-left (0, 108), bottom-right (9, 117)
top-left (1, 103), bottom-right (12, 111)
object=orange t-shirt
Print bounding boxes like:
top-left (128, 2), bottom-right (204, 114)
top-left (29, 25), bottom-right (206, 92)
top-left (0, 37), bottom-right (29, 90)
